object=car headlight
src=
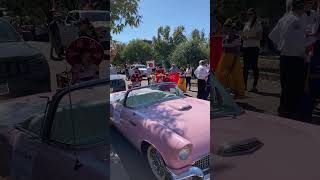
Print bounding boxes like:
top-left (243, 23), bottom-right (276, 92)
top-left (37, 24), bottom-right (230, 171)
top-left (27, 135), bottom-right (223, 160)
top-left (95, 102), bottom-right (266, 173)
top-left (178, 145), bottom-right (192, 160)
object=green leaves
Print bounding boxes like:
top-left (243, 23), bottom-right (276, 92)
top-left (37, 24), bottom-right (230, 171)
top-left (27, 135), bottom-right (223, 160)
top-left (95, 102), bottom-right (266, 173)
top-left (121, 39), bottom-right (153, 64)
top-left (111, 0), bottom-right (142, 34)
top-left (170, 39), bottom-right (209, 68)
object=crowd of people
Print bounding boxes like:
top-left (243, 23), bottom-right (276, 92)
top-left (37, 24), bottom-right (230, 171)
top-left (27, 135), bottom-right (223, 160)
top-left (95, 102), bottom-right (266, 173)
top-left (126, 60), bottom-right (211, 100)
top-left (213, 0), bottom-right (320, 122)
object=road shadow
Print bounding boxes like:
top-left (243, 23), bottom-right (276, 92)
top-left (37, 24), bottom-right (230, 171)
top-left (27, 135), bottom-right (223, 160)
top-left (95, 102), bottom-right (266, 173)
top-left (249, 91), bottom-right (281, 98)
top-left (236, 102), bottom-right (265, 113)
top-left (212, 162), bottom-right (236, 177)
top-left (110, 127), bottom-right (157, 180)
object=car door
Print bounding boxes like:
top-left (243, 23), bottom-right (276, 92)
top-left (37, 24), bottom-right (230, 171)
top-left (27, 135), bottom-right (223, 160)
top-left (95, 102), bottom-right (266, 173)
top-left (118, 90), bottom-right (143, 147)
top-left (32, 80), bottom-right (109, 180)
top-left (11, 130), bottom-right (42, 180)
top-left (10, 98), bottom-right (49, 180)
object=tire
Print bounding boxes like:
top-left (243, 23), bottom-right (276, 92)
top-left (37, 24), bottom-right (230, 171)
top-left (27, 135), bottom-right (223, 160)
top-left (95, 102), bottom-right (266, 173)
top-left (146, 145), bottom-right (172, 180)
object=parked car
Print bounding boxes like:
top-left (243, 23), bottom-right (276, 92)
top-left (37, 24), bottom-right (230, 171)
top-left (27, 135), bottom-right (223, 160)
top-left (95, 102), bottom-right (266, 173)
top-left (0, 79), bottom-right (109, 180)
top-left (0, 18), bottom-right (51, 98)
top-left (63, 10), bottom-right (110, 52)
top-left (130, 64), bottom-right (147, 77)
top-left (34, 25), bottom-right (49, 42)
top-left (110, 64), bottom-right (117, 75)
top-left (212, 73), bottom-right (320, 180)
top-left (111, 74), bottom-right (126, 93)
top-left (110, 83), bottom-right (210, 180)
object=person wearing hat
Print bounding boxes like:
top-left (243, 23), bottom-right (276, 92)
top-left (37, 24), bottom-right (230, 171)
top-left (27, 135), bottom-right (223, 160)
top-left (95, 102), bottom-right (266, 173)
top-left (242, 8), bottom-right (263, 92)
top-left (194, 60), bottom-right (210, 100)
top-left (79, 18), bottom-right (99, 41)
top-left (269, 0), bottom-right (310, 119)
top-left (215, 19), bottom-right (245, 98)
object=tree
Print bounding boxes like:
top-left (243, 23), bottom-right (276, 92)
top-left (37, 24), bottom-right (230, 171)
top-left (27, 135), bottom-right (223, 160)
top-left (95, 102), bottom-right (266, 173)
top-left (122, 39), bottom-right (153, 64)
top-left (4, 0), bottom-right (50, 24)
top-left (172, 26), bottom-right (187, 47)
top-left (170, 40), bottom-right (209, 69)
top-left (111, 0), bottom-right (142, 34)
top-left (112, 41), bottom-right (126, 66)
top-left (191, 29), bottom-right (206, 43)
top-left (152, 25), bottom-right (174, 68)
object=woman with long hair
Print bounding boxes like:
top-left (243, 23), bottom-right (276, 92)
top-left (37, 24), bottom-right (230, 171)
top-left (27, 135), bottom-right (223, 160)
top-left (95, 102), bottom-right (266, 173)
top-left (215, 19), bottom-right (245, 98)
top-left (242, 8), bottom-right (263, 92)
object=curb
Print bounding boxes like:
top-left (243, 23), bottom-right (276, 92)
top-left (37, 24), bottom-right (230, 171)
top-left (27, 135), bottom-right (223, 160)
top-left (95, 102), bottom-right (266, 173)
top-left (248, 71), bottom-right (280, 81)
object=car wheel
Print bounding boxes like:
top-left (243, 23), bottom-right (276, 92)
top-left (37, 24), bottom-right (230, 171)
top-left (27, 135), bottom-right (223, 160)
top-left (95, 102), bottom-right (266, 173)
top-left (147, 145), bottom-right (171, 180)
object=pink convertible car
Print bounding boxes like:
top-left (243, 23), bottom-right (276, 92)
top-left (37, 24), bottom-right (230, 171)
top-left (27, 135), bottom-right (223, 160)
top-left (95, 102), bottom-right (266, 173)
top-left (0, 79), bottom-right (109, 180)
top-left (110, 82), bottom-right (210, 180)
top-left (212, 73), bottom-right (320, 180)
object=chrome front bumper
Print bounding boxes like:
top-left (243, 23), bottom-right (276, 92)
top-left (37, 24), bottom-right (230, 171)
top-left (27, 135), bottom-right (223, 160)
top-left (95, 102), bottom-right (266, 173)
top-left (168, 166), bottom-right (210, 180)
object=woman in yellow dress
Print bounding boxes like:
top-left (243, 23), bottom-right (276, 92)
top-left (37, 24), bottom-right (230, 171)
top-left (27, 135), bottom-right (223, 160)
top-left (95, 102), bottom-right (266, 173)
top-left (215, 19), bottom-right (245, 98)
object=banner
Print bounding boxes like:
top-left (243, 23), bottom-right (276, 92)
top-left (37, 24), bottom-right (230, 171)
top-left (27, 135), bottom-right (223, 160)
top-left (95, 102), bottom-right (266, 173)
top-left (146, 60), bottom-right (155, 68)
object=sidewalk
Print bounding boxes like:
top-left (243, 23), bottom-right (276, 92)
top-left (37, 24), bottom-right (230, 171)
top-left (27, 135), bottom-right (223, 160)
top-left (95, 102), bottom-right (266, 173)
top-left (236, 79), bottom-right (320, 123)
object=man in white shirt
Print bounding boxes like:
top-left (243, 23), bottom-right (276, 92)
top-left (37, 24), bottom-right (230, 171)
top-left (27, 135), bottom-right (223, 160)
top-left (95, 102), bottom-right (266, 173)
top-left (269, 0), bottom-right (309, 119)
top-left (194, 60), bottom-right (209, 100)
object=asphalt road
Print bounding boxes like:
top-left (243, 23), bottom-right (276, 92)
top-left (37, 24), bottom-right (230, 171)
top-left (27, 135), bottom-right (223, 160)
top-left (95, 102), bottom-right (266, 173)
top-left (236, 78), bottom-right (320, 123)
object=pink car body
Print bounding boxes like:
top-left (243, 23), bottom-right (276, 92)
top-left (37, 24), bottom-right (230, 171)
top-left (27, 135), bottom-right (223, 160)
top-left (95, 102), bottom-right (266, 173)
top-left (0, 79), bottom-right (109, 180)
top-left (110, 83), bottom-right (210, 180)
top-left (212, 73), bottom-right (320, 180)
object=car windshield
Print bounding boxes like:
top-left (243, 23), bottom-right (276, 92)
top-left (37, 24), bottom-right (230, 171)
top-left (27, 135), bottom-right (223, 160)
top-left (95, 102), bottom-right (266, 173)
top-left (211, 73), bottom-right (243, 118)
top-left (1, 96), bottom-right (48, 136)
top-left (111, 78), bottom-right (126, 93)
top-left (0, 20), bottom-right (21, 42)
top-left (135, 65), bottom-right (146, 69)
top-left (124, 83), bottom-right (184, 108)
top-left (81, 12), bottom-right (108, 22)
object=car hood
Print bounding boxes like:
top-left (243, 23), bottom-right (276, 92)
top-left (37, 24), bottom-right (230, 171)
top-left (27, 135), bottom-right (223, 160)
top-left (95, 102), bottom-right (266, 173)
top-left (91, 21), bottom-right (109, 28)
top-left (0, 92), bottom-right (53, 127)
top-left (213, 110), bottom-right (320, 180)
top-left (138, 97), bottom-right (210, 159)
top-left (0, 42), bottom-right (41, 60)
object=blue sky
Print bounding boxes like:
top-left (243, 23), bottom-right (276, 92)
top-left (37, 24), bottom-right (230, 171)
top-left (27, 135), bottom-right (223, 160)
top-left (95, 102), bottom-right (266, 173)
top-left (112, 0), bottom-right (210, 43)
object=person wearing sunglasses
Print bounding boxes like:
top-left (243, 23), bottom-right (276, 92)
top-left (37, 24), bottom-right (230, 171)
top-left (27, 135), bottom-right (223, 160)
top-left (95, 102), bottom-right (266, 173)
top-left (242, 8), bottom-right (263, 92)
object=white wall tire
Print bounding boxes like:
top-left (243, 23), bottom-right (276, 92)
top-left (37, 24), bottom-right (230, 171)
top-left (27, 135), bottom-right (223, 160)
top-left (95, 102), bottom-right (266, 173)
top-left (146, 145), bottom-right (170, 180)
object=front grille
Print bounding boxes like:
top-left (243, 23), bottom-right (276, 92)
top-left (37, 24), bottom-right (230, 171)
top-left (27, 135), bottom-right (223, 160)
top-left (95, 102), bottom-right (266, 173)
top-left (193, 154), bottom-right (210, 171)
top-left (0, 62), bottom-right (29, 77)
